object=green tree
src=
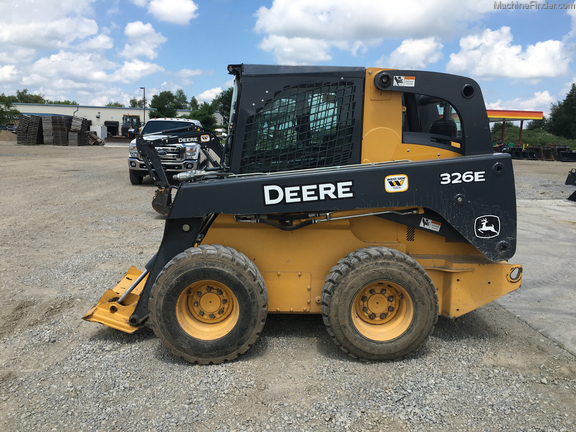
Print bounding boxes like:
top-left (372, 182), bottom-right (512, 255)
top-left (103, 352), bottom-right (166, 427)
top-left (130, 97), bottom-right (145, 108)
top-left (0, 93), bottom-right (21, 124)
top-left (174, 89), bottom-right (188, 109)
top-left (210, 87), bottom-right (233, 125)
top-left (148, 91), bottom-right (178, 118)
top-left (48, 100), bottom-right (78, 105)
top-left (548, 83), bottom-right (576, 140)
top-left (490, 121), bottom-right (515, 135)
top-left (189, 96), bottom-right (199, 111)
top-left (187, 102), bottom-right (217, 130)
top-left (526, 116), bottom-right (548, 131)
top-left (16, 89), bottom-right (45, 104)
top-left (106, 101), bottom-right (124, 107)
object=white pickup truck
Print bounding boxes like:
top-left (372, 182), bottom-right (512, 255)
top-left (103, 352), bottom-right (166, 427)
top-left (127, 117), bottom-right (203, 185)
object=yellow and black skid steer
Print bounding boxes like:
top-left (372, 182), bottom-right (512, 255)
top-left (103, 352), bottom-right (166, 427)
top-left (84, 64), bottom-right (522, 364)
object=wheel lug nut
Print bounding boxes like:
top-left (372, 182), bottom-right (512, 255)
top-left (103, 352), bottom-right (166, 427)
top-left (217, 290), bottom-right (223, 295)
top-left (388, 306), bottom-right (394, 312)
top-left (361, 296), bottom-right (368, 302)
top-left (222, 299), bottom-right (227, 304)
top-left (380, 313), bottom-right (387, 319)
top-left (369, 313), bottom-right (376, 320)
top-left (194, 302), bottom-right (199, 307)
top-left (362, 307), bottom-right (368, 312)
top-left (388, 296), bottom-right (394, 302)
top-left (197, 291), bottom-right (202, 297)
top-left (218, 309), bottom-right (224, 314)
top-left (199, 311), bottom-right (204, 316)
top-left (209, 313), bottom-right (215, 318)
top-left (206, 286), bottom-right (212, 292)
top-left (369, 289), bottom-right (376, 295)
top-left (380, 289), bottom-right (386, 294)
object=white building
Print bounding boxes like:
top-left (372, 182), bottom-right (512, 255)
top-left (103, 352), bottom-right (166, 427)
top-left (13, 103), bottom-right (191, 135)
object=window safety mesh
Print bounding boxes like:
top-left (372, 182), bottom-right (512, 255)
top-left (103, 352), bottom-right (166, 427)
top-left (240, 81), bottom-right (358, 173)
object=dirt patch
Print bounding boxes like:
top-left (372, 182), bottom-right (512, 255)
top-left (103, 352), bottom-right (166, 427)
top-left (0, 131), bottom-right (17, 141)
top-left (0, 141), bottom-right (574, 432)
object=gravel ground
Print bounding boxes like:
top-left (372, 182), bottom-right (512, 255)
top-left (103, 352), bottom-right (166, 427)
top-left (0, 141), bottom-right (575, 431)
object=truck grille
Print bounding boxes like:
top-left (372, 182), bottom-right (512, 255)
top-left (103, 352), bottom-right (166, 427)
top-left (156, 147), bottom-right (182, 161)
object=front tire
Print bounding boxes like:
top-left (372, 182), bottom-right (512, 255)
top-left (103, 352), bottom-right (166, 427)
top-left (321, 247), bottom-right (438, 361)
top-left (149, 245), bottom-right (267, 364)
top-left (129, 170), bottom-right (143, 185)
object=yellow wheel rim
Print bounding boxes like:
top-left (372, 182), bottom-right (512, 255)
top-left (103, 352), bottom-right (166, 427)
top-left (175, 280), bottom-right (239, 341)
top-left (351, 281), bottom-right (414, 341)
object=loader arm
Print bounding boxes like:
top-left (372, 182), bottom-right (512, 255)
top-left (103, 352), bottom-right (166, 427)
top-left (135, 126), bottom-right (226, 215)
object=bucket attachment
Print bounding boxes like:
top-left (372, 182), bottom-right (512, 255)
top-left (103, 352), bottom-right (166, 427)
top-left (83, 266), bottom-right (148, 333)
top-left (152, 187), bottom-right (172, 216)
top-left (565, 168), bottom-right (576, 186)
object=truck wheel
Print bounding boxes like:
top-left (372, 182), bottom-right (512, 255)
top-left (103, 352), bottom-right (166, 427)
top-left (129, 171), bottom-right (143, 185)
top-left (149, 245), bottom-right (267, 364)
top-left (321, 247), bottom-right (438, 361)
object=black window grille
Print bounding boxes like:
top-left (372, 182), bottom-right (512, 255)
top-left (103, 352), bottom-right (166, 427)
top-left (239, 81), bottom-right (358, 173)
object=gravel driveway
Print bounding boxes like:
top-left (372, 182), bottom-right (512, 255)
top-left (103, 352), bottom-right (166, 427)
top-left (0, 141), bottom-right (574, 431)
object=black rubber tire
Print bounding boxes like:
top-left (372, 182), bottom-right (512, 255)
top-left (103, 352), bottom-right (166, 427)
top-left (149, 244), bottom-right (268, 364)
top-left (129, 170), bottom-right (143, 185)
top-left (321, 247), bottom-right (438, 361)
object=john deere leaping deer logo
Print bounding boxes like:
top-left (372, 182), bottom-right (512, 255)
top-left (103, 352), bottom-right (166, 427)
top-left (474, 215), bottom-right (500, 239)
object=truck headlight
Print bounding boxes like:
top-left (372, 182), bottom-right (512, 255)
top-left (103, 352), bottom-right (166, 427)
top-left (129, 142), bottom-right (139, 158)
top-left (185, 143), bottom-right (200, 160)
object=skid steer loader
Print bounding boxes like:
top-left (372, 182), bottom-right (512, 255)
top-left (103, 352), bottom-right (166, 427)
top-left (84, 64), bottom-right (522, 364)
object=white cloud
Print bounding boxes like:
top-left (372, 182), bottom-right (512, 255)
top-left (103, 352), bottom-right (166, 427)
top-left (29, 51), bottom-right (117, 83)
top-left (567, 2), bottom-right (576, 35)
top-left (0, 65), bottom-right (19, 82)
top-left (259, 36), bottom-right (332, 65)
top-left (379, 38), bottom-right (443, 69)
top-left (20, 74), bottom-right (47, 87)
top-left (174, 68), bottom-right (203, 78)
top-left (130, 0), bottom-right (149, 7)
top-left (79, 34), bottom-right (114, 51)
top-left (254, 0), bottom-right (493, 64)
top-left (197, 87), bottom-right (222, 102)
top-left (486, 91), bottom-right (556, 116)
top-left (87, 87), bottom-right (131, 106)
top-left (119, 21), bottom-right (167, 60)
top-left (148, 0), bottom-right (199, 25)
top-left (171, 68), bottom-right (204, 86)
top-left (447, 27), bottom-right (570, 80)
top-left (110, 59), bottom-right (165, 83)
top-left (0, 18), bottom-right (98, 50)
top-left (0, 48), bottom-right (37, 65)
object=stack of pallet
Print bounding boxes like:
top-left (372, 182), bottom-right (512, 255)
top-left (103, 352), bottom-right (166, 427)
top-left (68, 116), bottom-right (91, 146)
top-left (52, 116), bottom-right (71, 146)
top-left (42, 116), bottom-right (54, 144)
top-left (16, 115), bottom-right (44, 145)
top-left (86, 131), bottom-right (105, 146)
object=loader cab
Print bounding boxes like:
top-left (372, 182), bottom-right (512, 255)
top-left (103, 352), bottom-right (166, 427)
top-left (402, 94), bottom-right (463, 147)
top-left (226, 65), bottom-right (492, 174)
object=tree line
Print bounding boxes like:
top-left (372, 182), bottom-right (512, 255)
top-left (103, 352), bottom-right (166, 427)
top-left (1, 87), bottom-right (233, 130)
top-left (0, 89), bottom-right (79, 124)
top-left (128, 87), bottom-right (233, 130)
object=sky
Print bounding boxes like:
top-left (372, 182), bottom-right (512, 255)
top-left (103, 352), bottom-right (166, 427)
top-left (0, 0), bottom-right (575, 117)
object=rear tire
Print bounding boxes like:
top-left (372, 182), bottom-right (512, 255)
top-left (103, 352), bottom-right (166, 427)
top-left (149, 245), bottom-right (268, 364)
top-left (321, 247), bottom-right (438, 361)
top-left (129, 170), bottom-right (143, 185)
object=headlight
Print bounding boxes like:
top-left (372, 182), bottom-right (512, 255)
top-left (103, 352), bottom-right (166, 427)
top-left (129, 142), bottom-right (139, 158)
top-left (185, 144), bottom-right (200, 160)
